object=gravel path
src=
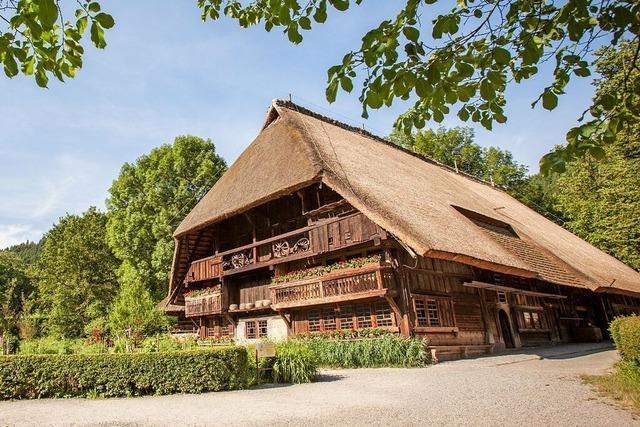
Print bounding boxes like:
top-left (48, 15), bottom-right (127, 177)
top-left (0, 343), bottom-right (637, 426)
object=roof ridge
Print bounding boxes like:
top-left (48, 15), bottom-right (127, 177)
top-left (273, 99), bottom-right (502, 190)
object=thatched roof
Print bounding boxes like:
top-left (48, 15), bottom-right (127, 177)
top-left (172, 100), bottom-right (640, 295)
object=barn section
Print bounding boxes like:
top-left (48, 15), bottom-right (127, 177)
top-left (159, 100), bottom-right (640, 360)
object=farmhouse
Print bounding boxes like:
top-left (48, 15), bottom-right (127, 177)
top-left (160, 100), bottom-right (640, 360)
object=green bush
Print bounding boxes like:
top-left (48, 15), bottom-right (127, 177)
top-left (18, 337), bottom-right (86, 355)
top-left (610, 316), bottom-right (640, 362)
top-left (296, 334), bottom-right (430, 368)
top-left (273, 341), bottom-right (318, 384)
top-left (0, 347), bottom-right (248, 399)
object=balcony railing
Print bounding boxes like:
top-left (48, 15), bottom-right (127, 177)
top-left (185, 212), bottom-right (386, 283)
top-left (184, 293), bottom-right (223, 317)
top-left (270, 263), bottom-right (395, 309)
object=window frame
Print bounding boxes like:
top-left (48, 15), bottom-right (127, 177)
top-left (300, 301), bottom-right (397, 333)
top-left (412, 294), bottom-right (457, 333)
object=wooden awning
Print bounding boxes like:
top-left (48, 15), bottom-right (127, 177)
top-left (463, 281), bottom-right (567, 299)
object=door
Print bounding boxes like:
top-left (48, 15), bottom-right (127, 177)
top-left (498, 310), bottom-right (514, 348)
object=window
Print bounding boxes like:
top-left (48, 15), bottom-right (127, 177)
top-left (413, 295), bottom-right (454, 328)
top-left (245, 320), bottom-right (267, 339)
top-left (356, 304), bottom-right (372, 328)
top-left (308, 309), bottom-right (321, 332)
top-left (374, 302), bottom-right (393, 327)
top-left (426, 300), bottom-right (440, 326)
top-left (521, 310), bottom-right (545, 330)
top-left (339, 305), bottom-right (354, 330)
top-left (258, 320), bottom-right (268, 337)
top-left (322, 308), bottom-right (337, 331)
top-left (301, 302), bottom-right (395, 333)
top-left (497, 291), bottom-right (507, 303)
top-left (246, 321), bottom-right (256, 339)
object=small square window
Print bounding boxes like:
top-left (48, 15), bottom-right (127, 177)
top-left (356, 304), bottom-right (372, 328)
top-left (308, 309), bottom-right (321, 332)
top-left (322, 308), bottom-right (337, 331)
top-left (258, 320), bottom-right (268, 338)
top-left (497, 291), bottom-right (507, 303)
top-left (246, 321), bottom-right (256, 339)
top-left (339, 305), bottom-right (354, 330)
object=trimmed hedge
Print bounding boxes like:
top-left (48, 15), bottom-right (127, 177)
top-left (0, 347), bottom-right (248, 400)
top-left (295, 334), bottom-right (431, 368)
top-left (610, 315), bottom-right (640, 362)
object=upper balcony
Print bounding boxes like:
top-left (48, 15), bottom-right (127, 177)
top-left (184, 292), bottom-right (223, 317)
top-left (184, 212), bottom-right (387, 284)
top-left (269, 262), bottom-right (396, 310)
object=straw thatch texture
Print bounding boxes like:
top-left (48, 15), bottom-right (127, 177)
top-left (171, 100), bottom-right (640, 295)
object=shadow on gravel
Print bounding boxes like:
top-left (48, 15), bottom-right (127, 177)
top-left (491, 342), bottom-right (614, 361)
top-left (316, 373), bottom-right (345, 383)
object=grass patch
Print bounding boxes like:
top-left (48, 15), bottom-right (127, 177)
top-left (583, 361), bottom-right (640, 414)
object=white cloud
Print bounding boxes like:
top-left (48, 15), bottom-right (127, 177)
top-left (0, 224), bottom-right (43, 249)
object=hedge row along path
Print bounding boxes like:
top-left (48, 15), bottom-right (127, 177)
top-left (0, 343), bottom-right (636, 426)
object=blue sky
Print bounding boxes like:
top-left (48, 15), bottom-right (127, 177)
top-left (0, 1), bottom-right (597, 248)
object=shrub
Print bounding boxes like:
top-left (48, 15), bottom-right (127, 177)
top-left (273, 341), bottom-right (318, 384)
top-left (610, 316), bottom-right (640, 362)
top-left (18, 337), bottom-right (85, 355)
top-left (0, 347), bottom-right (248, 399)
top-left (296, 334), bottom-right (430, 368)
top-left (140, 334), bottom-right (201, 353)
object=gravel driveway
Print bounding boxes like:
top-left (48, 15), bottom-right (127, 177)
top-left (0, 343), bottom-right (637, 427)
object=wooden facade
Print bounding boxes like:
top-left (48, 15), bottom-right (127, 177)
top-left (160, 101), bottom-right (640, 360)
top-left (164, 181), bottom-right (640, 360)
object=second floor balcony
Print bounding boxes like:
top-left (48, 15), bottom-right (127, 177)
top-left (184, 212), bottom-right (387, 284)
top-left (184, 292), bottom-right (223, 317)
top-left (269, 261), bottom-right (396, 310)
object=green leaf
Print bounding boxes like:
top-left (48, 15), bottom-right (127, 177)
top-left (330, 0), bottom-right (349, 12)
top-left (479, 79), bottom-right (495, 101)
top-left (589, 145), bottom-right (606, 160)
top-left (326, 79), bottom-right (338, 102)
top-left (94, 13), bottom-right (115, 29)
top-left (38, 0), bottom-right (59, 30)
top-left (3, 53), bottom-right (18, 78)
top-left (415, 79), bottom-right (429, 98)
top-left (403, 27), bottom-right (419, 42)
top-left (457, 107), bottom-right (469, 121)
top-left (287, 25), bottom-right (303, 44)
top-left (88, 2), bottom-right (101, 13)
top-left (366, 91), bottom-right (383, 109)
top-left (542, 90), bottom-right (558, 110)
top-left (313, 6), bottom-right (327, 23)
top-left (492, 47), bottom-right (511, 65)
top-left (340, 76), bottom-right (353, 92)
top-left (35, 67), bottom-right (49, 88)
top-left (299, 16), bottom-right (311, 30)
top-left (90, 21), bottom-right (106, 49)
top-left (76, 16), bottom-right (89, 34)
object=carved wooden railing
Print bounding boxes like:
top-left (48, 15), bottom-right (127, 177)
top-left (185, 212), bottom-right (386, 281)
top-left (184, 293), bottom-right (223, 317)
top-left (270, 264), bottom-right (394, 309)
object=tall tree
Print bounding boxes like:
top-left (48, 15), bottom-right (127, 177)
top-left (0, 251), bottom-right (34, 350)
top-left (197, 0), bottom-right (639, 170)
top-left (0, 1), bottom-right (113, 87)
top-left (108, 262), bottom-right (170, 351)
top-left (106, 135), bottom-right (227, 300)
top-left (36, 207), bottom-right (118, 338)
top-left (389, 126), bottom-right (528, 187)
top-left (550, 41), bottom-right (640, 269)
top-left (4, 240), bottom-right (43, 265)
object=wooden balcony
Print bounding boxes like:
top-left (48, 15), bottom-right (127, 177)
top-left (270, 263), bottom-right (395, 310)
top-left (185, 212), bottom-right (387, 283)
top-left (184, 293), bottom-right (223, 317)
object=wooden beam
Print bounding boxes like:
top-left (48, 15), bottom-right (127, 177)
top-left (463, 281), bottom-right (567, 299)
top-left (385, 295), bottom-right (409, 337)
